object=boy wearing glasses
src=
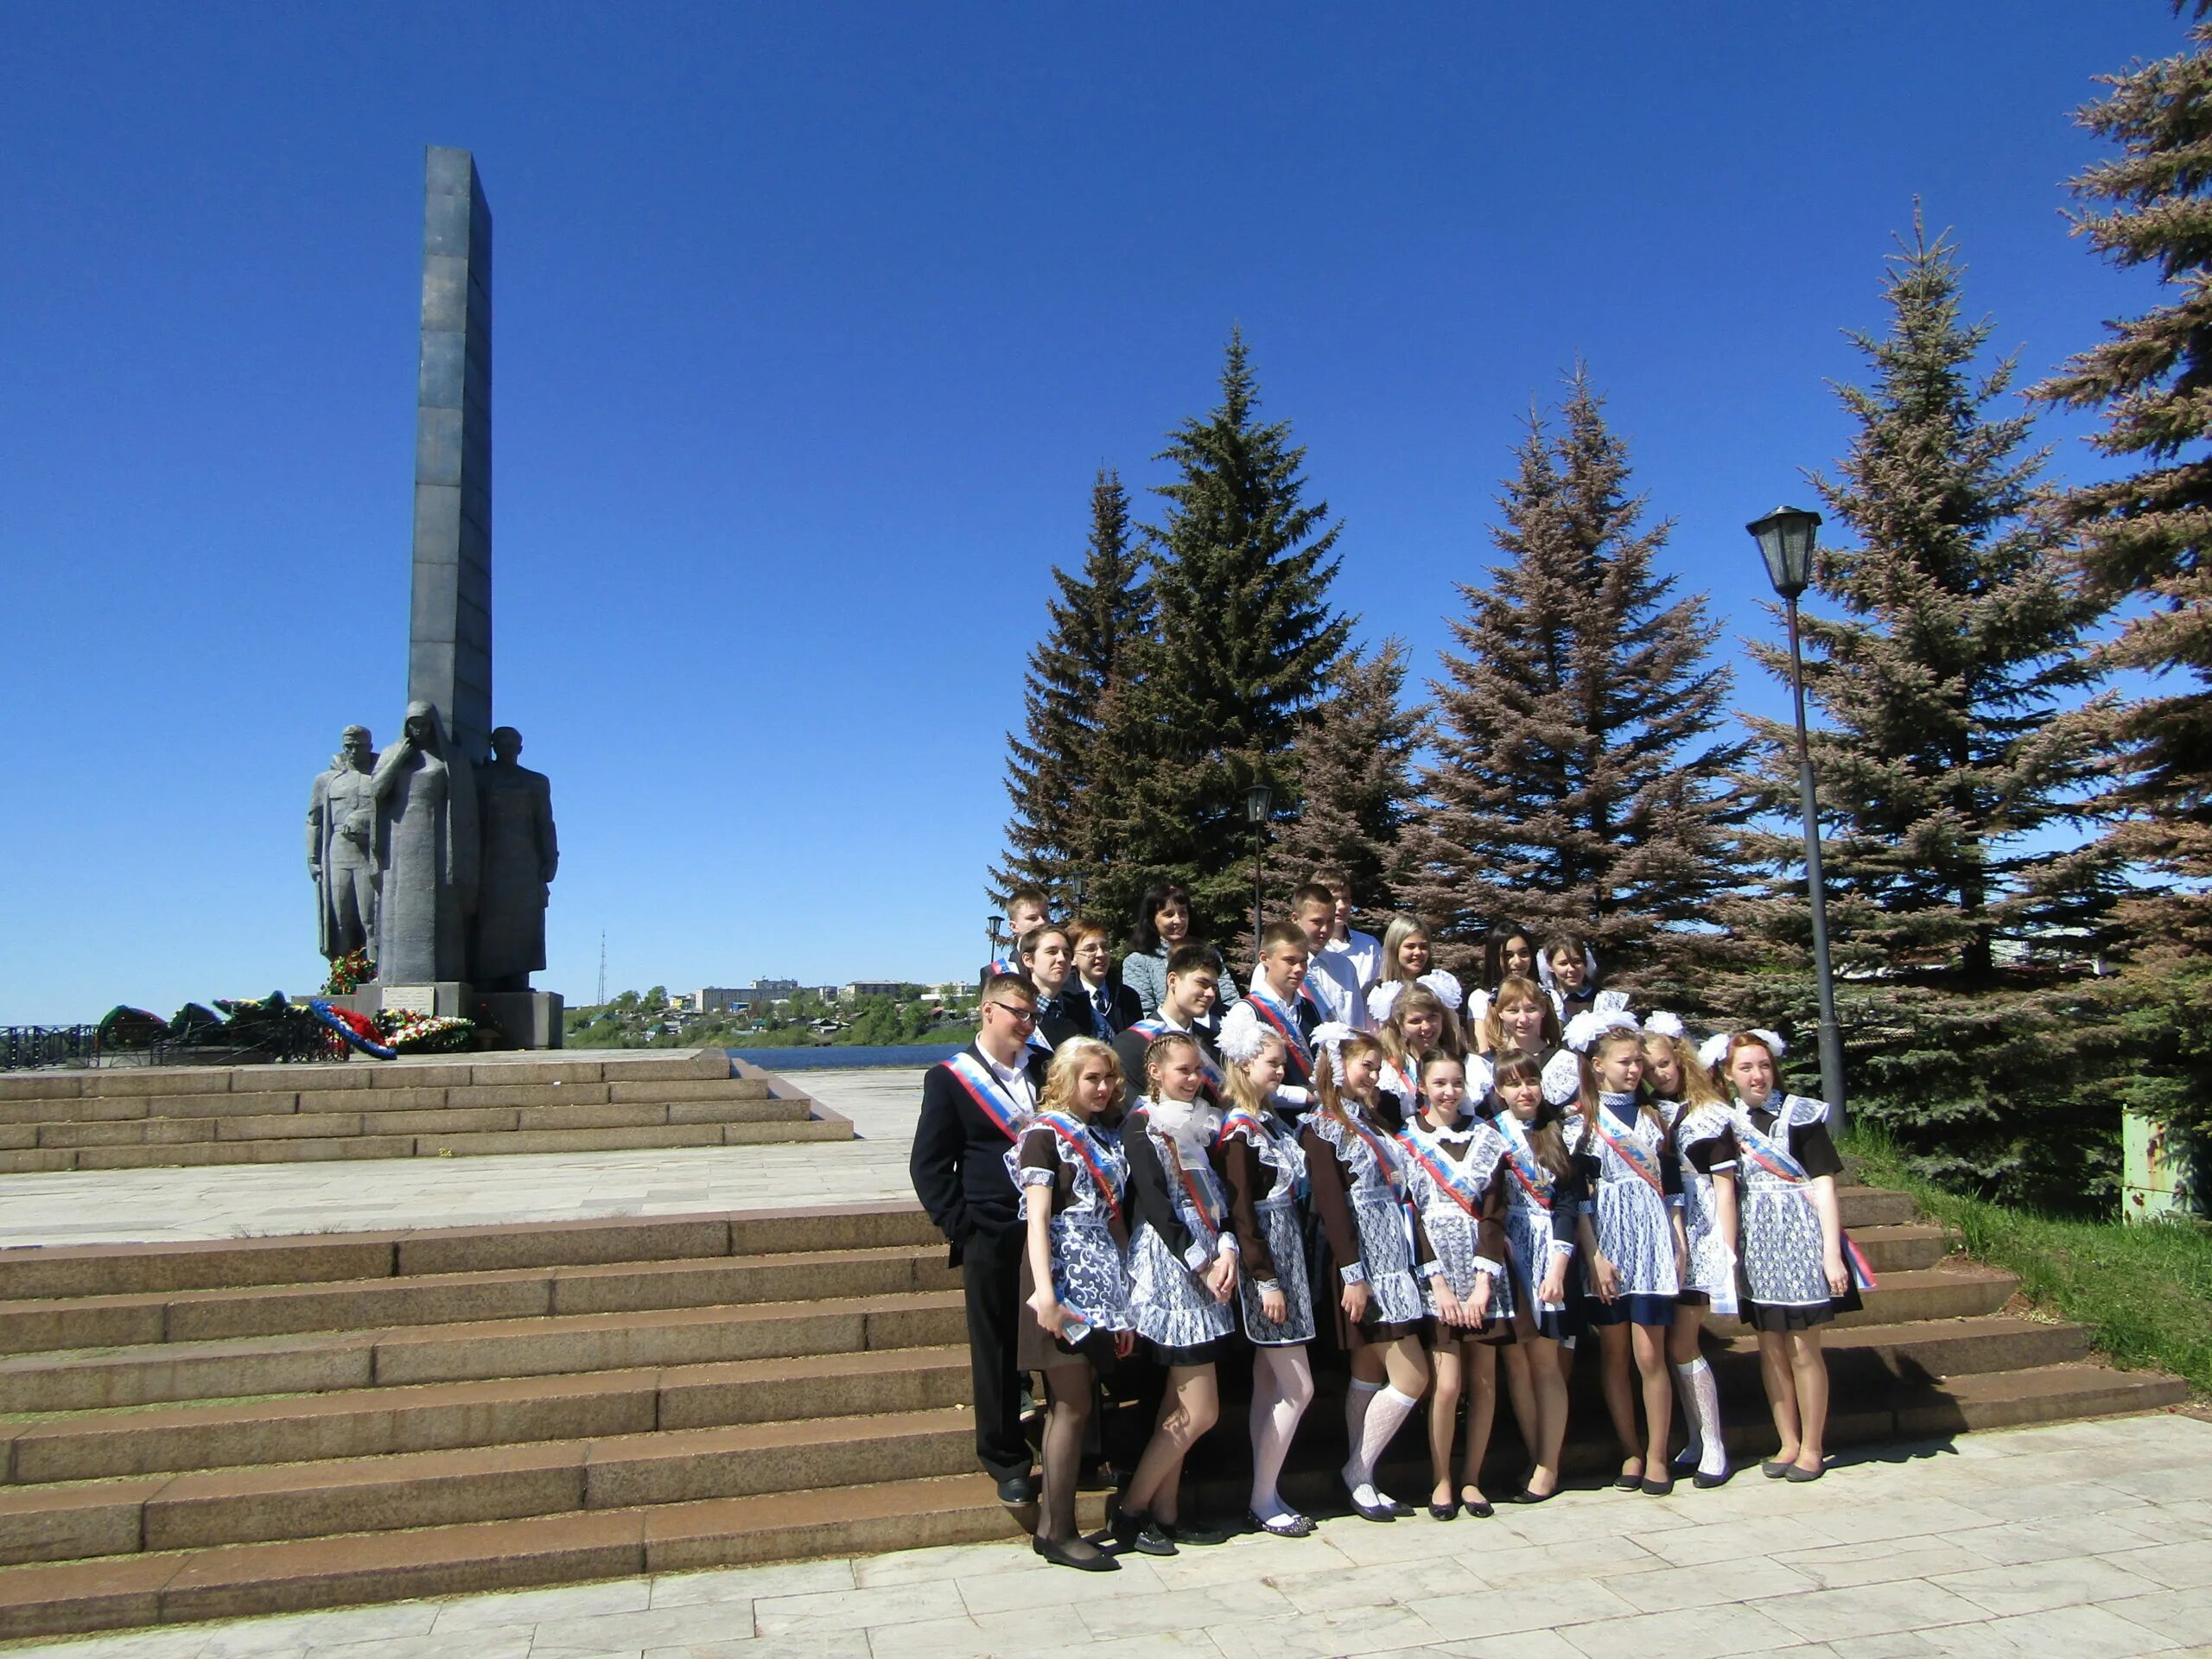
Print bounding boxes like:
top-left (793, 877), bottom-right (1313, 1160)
top-left (909, 974), bottom-right (1052, 1503)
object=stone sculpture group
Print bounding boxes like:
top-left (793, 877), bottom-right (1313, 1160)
top-left (306, 715), bottom-right (557, 990)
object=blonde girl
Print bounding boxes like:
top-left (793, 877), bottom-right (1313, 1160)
top-left (1396, 1052), bottom-right (1514, 1519)
top-left (1642, 1015), bottom-right (1738, 1487)
top-left (1300, 1027), bottom-right (1431, 1521)
top-left (1368, 915), bottom-right (1458, 1025)
top-left (1214, 1024), bottom-right (1319, 1536)
top-left (1014, 1039), bottom-right (1137, 1570)
top-left (1707, 1029), bottom-right (1860, 1483)
top-left (1375, 983), bottom-right (1465, 1128)
top-left (1565, 1014), bottom-right (1688, 1497)
top-left (1114, 1033), bottom-right (1237, 1554)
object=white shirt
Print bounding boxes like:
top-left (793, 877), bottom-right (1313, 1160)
top-left (979, 1045), bottom-right (1039, 1116)
top-left (1325, 928), bottom-right (1385, 992)
top-left (1296, 947), bottom-right (1371, 1031)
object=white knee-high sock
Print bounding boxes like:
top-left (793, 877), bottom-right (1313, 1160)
top-left (1249, 1346), bottom-right (1314, 1520)
top-left (1671, 1360), bottom-right (1704, 1466)
top-left (1675, 1357), bottom-right (1728, 1478)
top-left (1341, 1377), bottom-right (1384, 1497)
top-left (1351, 1385), bottom-right (1421, 1505)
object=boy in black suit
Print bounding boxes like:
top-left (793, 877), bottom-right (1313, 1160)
top-left (1067, 914), bottom-right (1141, 1039)
top-left (907, 974), bottom-right (1052, 1503)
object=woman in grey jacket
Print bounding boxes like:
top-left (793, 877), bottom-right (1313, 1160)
top-left (1122, 880), bottom-right (1243, 1021)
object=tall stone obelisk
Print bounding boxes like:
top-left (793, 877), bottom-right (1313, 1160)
top-left (408, 147), bottom-right (493, 766)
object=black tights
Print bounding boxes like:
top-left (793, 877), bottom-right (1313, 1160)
top-left (1037, 1361), bottom-right (1095, 1543)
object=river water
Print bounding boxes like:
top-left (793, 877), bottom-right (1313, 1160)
top-left (725, 1044), bottom-right (955, 1071)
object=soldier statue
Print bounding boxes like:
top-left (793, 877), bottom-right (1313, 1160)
top-left (472, 726), bottom-right (559, 992)
top-left (307, 725), bottom-right (380, 965)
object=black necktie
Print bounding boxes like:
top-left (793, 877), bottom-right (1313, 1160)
top-left (1092, 988), bottom-right (1112, 1037)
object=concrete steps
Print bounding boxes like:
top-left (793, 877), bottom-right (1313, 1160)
top-left (0, 1187), bottom-right (2186, 1641)
top-left (0, 1050), bottom-right (849, 1169)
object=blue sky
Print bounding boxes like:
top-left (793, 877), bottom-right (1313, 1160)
top-left (0, 3), bottom-right (2184, 1020)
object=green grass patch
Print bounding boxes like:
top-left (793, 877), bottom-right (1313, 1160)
top-left (1847, 1128), bottom-right (2212, 1397)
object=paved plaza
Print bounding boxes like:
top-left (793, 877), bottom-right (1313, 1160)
top-left (0, 1414), bottom-right (2203, 1658)
top-left (0, 1071), bottom-right (925, 1249)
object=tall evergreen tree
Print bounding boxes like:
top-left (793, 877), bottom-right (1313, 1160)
top-left (1405, 371), bottom-right (1749, 994)
top-left (1273, 639), bottom-right (1426, 925)
top-left (1727, 219), bottom-right (2116, 1205)
top-left (2034, 6), bottom-right (2212, 1146)
top-left (1118, 333), bottom-right (1352, 936)
top-left (991, 469), bottom-right (1154, 912)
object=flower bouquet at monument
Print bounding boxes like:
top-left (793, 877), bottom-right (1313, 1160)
top-left (322, 948), bottom-right (372, 996)
top-left (372, 1008), bottom-right (476, 1054)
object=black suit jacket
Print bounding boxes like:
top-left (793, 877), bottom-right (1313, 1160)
top-left (1060, 982), bottom-right (1141, 1043)
top-left (908, 1041), bottom-right (1051, 1262)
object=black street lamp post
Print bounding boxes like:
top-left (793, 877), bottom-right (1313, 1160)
top-left (985, 914), bottom-right (1005, 972)
top-left (1247, 784), bottom-right (1273, 966)
top-left (1747, 505), bottom-right (1847, 1133)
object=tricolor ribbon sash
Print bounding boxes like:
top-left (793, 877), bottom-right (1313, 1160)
top-left (944, 1052), bottom-right (1031, 1143)
top-left (1032, 1109), bottom-right (1124, 1230)
top-left (1396, 1128), bottom-right (1491, 1220)
top-left (1244, 988), bottom-right (1313, 1074)
top-left (1591, 1116), bottom-right (1667, 1199)
top-left (1496, 1114), bottom-right (1555, 1211)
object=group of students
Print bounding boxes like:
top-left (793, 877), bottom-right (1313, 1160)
top-left (908, 874), bottom-right (1867, 1573)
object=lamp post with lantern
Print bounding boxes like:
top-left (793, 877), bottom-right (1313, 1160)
top-left (1247, 784), bottom-right (1273, 969)
top-left (1746, 505), bottom-right (1847, 1133)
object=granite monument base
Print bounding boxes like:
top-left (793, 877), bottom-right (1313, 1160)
top-left (476, 989), bottom-right (564, 1050)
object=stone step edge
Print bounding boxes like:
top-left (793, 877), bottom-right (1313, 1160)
top-left (0, 1201), bottom-right (941, 1301)
top-left (3, 1267), bottom-right (2007, 1390)
top-left (0, 1314), bottom-right (2094, 1495)
top-left (0, 1244), bottom-right (960, 1357)
top-left (0, 1190), bottom-right (1911, 1301)
top-left (0, 1050), bottom-right (736, 1104)
top-left (0, 1346), bottom-right (978, 1484)
top-left (0, 1219), bottom-right (1947, 1351)
top-left (0, 1363), bottom-right (2185, 1641)
top-left (0, 1119), bottom-right (852, 1175)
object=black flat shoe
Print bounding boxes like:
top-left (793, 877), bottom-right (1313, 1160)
top-left (1347, 1493), bottom-right (1397, 1522)
top-left (1128, 1521), bottom-right (1178, 1554)
top-left (1160, 1519), bottom-right (1233, 1546)
top-left (995, 1473), bottom-right (1039, 1505)
top-left (1427, 1501), bottom-right (1459, 1521)
top-left (1387, 1497), bottom-right (1417, 1516)
top-left (1761, 1459), bottom-right (1792, 1479)
top-left (1785, 1463), bottom-right (1825, 1483)
top-left (1460, 1489), bottom-right (1495, 1518)
top-left (1249, 1510), bottom-right (1314, 1538)
top-left (1109, 1504), bottom-right (1146, 1548)
top-left (1033, 1535), bottom-right (1119, 1572)
top-left (1640, 1475), bottom-right (1675, 1497)
top-left (1693, 1467), bottom-right (1732, 1490)
top-left (1507, 1486), bottom-right (1555, 1505)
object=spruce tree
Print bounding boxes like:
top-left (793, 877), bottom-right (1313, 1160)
top-left (2034, 6), bottom-right (2212, 1146)
top-left (1127, 332), bottom-right (1352, 936)
top-left (1273, 640), bottom-right (1426, 926)
top-left (1404, 371), bottom-right (1749, 994)
top-left (991, 469), bottom-right (1154, 912)
top-left (1729, 219), bottom-right (2116, 1205)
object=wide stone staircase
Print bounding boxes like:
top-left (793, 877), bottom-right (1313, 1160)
top-left (0, 1050), bottom-right (849, 1173)
top-left (0, 1183), bottom-right (2185, 1639)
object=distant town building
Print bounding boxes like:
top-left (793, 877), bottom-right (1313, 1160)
top-left (840, 981), bottom-right (907, 1002)
top-left (688, 979), bottom-right (802, 1014)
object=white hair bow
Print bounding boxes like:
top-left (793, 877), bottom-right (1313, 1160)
top-left (1415, 969), bottom-right (1464, 1013)
top-left (1310, 1021), bottom-right (1356, 1074)
top-left (1465, 1052), bottom-right (1495, 1101)
top-left (1643, 1010), bottom-right (1685, 1040)
top-left (1696, 1032), bottom-right (1731, 1071)
top-left (1753, 1027), bottom-right (1789, 1058)
top-left (1216, 1003), bottom-right (1268, 1065)
top-left (1540, 1047), bottom-right (1583, 1107)
top-left (1535, 944), bottom-right (1599, 993)
top-left (1564, 1007), bottom-right (1638, 1054)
